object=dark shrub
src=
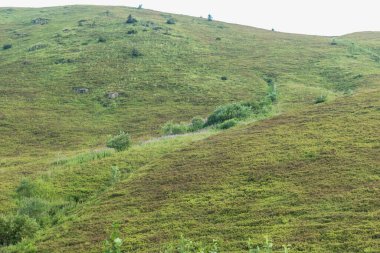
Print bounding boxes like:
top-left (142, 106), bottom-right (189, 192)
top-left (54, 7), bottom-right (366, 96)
top-left (218, 119), bottom-right (238, 129)
top-left (127, 29), bottom-right (138, 35)
top-left (189, 116), bottom-right (205, 132)
top-left (162, 121), bottom-right (188, 135)
top-left (126, 14), bottom-right (137, 24)
top-left (216, 37), bottom-right (221, 41)
top-left (221, 76), bottom-right (228, 81)
top-left (208, 14), bottom-right (213, 21)
top-left (3, 43), bottom-right (12, 50)
top-left (205, 103), bottom-right (252, 126)
top-left (0, 214), bottom-right (39, 246)
top-left (331, 39), bottom-right (337, 45)
top-left (98, 36), bottom-right (106, 43)
top-left (315, 94), bottom-right (327, 104)
top-left (106, 132), bottom-right (131, 152)
top-left (137, 4), bottom-right (143, 9)
top-left (131, 48), bottom-right (142, 57)
top-left (166, 18), bottom-right (176, 24)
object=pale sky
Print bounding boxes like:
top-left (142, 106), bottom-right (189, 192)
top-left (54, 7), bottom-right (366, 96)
top-left (1, 0), bottom-right (379, 36)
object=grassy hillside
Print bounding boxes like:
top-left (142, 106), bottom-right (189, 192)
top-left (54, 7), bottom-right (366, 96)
top-left (0, 5), bottom-right (379, 253)
top-left (33, 89), bottom-right (379, 253)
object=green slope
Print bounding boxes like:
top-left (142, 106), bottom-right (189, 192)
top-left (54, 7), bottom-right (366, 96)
top-left (0, 5), bottom-right (379, 253)
top-left (31, 89), bottom-right (379, 253)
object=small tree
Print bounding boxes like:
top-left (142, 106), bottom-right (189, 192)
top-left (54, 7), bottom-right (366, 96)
top-left (208, 14), bottom-right (213, 21)
top-left (126, 14), bottom-right (137, 24)
top-left (137, 4), bottom-right (143, 9)
top-left (106, 132), bottom-right (131, 152)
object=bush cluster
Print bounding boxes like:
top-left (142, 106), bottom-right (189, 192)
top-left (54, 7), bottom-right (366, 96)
top-left (0, 215), bottom-right (39, 246)
top-left (161, 79), bottom-right (278, 135)
top-left (205, 103), bottom-right (252, 126)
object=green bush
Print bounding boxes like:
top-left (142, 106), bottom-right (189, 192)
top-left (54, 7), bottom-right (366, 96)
top-left (218, 119), bottom-right (238, 130)
top-left (106, 132), bottom-right (131, 152)
top-left (0, 214), bottom-right (39, 246)
top-left (189, 116), bottom-right (205, 132)
top-left (208, 14), bottom-right (213, 21)
top-left (3, 44), bottom-right (12, 50)
top-left (162, 121), bottom-right (188, 135)
top-left (315, 94), bottom-right (327, 104)
top-left (18, 197), bottom-right (50, 225)
top-left (205, 103), bottom-right (252, 126)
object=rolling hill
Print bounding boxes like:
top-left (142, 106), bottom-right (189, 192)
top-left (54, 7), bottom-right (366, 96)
top-left (0, 5), bottom-right (379, 253)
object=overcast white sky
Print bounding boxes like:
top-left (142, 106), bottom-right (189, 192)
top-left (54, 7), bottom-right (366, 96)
top-left (1, 0), bottom-right (379, 36)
